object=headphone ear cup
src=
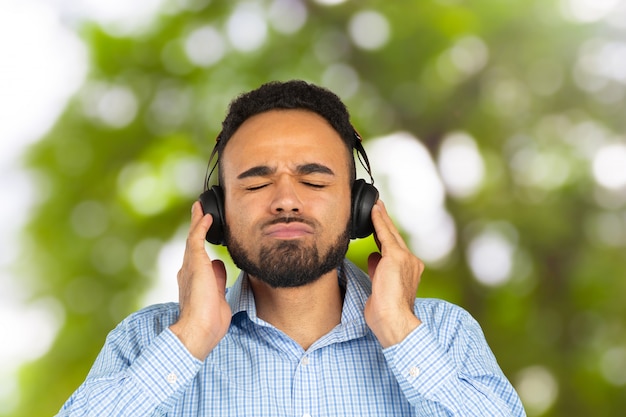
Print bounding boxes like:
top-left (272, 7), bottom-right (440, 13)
top-left (351, 179), bottom-right (379, 239)
top-left (198, 185), bottom-right (226, 245)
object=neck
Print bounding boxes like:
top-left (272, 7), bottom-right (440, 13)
top-left (248, 270), bottom-right (343, 350)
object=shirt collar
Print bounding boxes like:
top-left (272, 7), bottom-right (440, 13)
top-left (226, 270), bottom-right (257, 319)
top-left (226, 259), bottom-right (373, 329)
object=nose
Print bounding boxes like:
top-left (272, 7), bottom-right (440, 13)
top-left (270, 177), bottom-right (302, 214)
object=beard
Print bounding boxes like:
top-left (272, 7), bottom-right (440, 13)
top-left (224, 217), bottom-right (351, 288)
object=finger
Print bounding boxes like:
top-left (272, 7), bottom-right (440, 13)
top-left (212, 259), bottom-right (227, 294)
top-left (377, 201), bottom-right (409, 249)
top-left (371, 201), bottom-right (409, 252)
top-left (188, 201), bottom-right (214, 243)
top-left (367, 252), bottom-right (382, 278)
top-left (190, 200), bottom-right (204, 224)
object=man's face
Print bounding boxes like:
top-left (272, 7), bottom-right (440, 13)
top-left (220, 109), bottom-right (353, 288)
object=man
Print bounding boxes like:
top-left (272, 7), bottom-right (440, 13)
top-left (57, 80), bottom-right (526, 416)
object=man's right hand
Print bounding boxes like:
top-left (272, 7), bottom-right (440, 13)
top-left (169, 201), bottom-right (231, 360)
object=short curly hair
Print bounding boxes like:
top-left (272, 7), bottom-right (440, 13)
top-left (216, 80), bottom-right (357, 181)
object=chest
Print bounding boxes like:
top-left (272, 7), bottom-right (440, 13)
top-left (168, 333), bottom-right (413, 416)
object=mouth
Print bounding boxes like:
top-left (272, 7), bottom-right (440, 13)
top-left (263, 221), bottom-right (314, 239)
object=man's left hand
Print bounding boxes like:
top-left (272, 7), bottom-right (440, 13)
top-left (364, 200), bottom-right (424, 348)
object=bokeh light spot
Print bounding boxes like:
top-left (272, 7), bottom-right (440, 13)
top-left (437, 131), bottom-right (485, 199)
top-left (574, 39), bottom-right (626, 105)
top-left (600, 346), bottom-right (626, 386)
top-left (142, 234), bottom-right (185, 305)
top-left (147, 84), bottom-right (192, 133)
top-left (560, 0), bottom-right (621, 23)
top-left (515, 365), bottom-right (559, 416)
top-left (348, 10), bottom-right (390, 51)
top-left (268, 0), bottom-right (308, 34)
top-left (585, 211), bottom-right (626, 247)
top-left (322, 63), bottom-right (360, 99)
top-left (0, 296), bottom-right (64, 366)
top-left (482, 71), bottom-right (531, 117)
top-left (0, 1), bottom-right (86, 151)
top-left (77, 0), bottom-right (166, 36)
top-left (510, 147), bottom-right (571, 190)
top-left (165, 155), bottom-right (207, 198)
top-left (118, 162), bottom-right (168, 216)
top-left (82, 83), bottom-right (138, 128)
top-left (592, 143), bottom-right (626, 190)
top-left (0, 295), bottom-right (64, 412)
top-left (314, 30), bottom-right (351, 64)
top-left (466, 224), bottom-right (517, 286)
top-left (184, 25), bottom-right (227, 67)
top-left (141, 229), bottom-right (240, 306)
top-left (313, 0), bottom-right (347, 5)
top-left (226, 3), bottom-right (268, 52)
top-left (367, 133), bottom-right (456, 263)
top-left (449, 35), bottom-right (489, 77)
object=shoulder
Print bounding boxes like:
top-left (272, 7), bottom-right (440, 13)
top-left (413, 297), bottom-right (468, 317)
top-left (413, 298), bottom-right (490, 349)
top-left (110, 302), bottom-right (180, 343)
top-left (413, 298), bottom-right (481, 334)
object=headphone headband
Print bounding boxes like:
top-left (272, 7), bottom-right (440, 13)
top-left (203, 134), bottom-right (221, 192)
top-left (353, 130), bottom-right (375, 186)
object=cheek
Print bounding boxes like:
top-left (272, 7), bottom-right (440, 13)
top-left (225, 205), bottom-right (252, 232)
top-left (224, 195), bottom-right (251, 233)
top-left (323, 192), bottom-right (352, 228)
top-left (224, 195), bottom-right (275, 243)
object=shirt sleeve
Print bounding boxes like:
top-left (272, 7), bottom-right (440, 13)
top-left (55, 308), bottom-right (203, 416)
top-left (382, 301), bottom-right (526, 416)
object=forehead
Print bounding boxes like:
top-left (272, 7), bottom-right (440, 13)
top-left (220, 109), bottom-right (352, 175)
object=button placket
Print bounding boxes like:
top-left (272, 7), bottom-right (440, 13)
top-left (293, 353), bottom-right (316, 417)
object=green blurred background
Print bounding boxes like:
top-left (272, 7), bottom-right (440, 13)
top-left (2, 0), bottom-right (626, 416)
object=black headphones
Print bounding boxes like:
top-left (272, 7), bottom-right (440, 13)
top-left (199, 131), bottom-right (379, 245)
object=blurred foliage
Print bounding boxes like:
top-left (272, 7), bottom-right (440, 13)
top-left (8, 0), bottom-right (626, 416)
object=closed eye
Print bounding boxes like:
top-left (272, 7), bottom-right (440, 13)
top-left (302, 182), bottom-right (326, 189)
top-left (246, 183), bottom-right (270, 191)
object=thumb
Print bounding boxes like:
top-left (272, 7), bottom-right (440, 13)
top-left (212, 259), bottom-right (227, 293)
top-left (367, 252), bottom-right (382, 278)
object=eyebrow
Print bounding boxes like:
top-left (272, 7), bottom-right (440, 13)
top-left (237, 165), bottom-right (274, 180)
top-left (296, 163), bottom-right (335, 176)
top-left (236, 163), bottom-right (335, 180)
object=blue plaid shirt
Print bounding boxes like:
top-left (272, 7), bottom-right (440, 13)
top-left (57, 260), bottom-right (525, 416)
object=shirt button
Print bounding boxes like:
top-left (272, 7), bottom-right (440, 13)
top-left (301, 356), bottom-right (310, 365)
top-left (166, 372), bottom-right (178, 384)
top-left (409, 366), bottom-right (421, 377)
